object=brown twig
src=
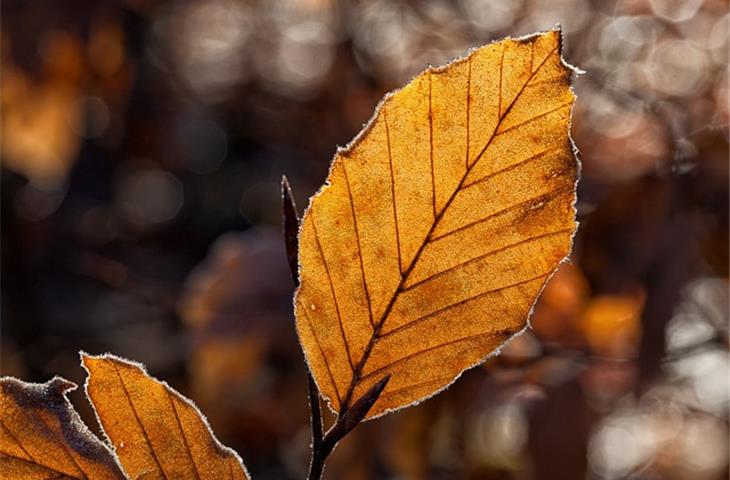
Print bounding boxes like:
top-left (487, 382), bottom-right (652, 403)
top-left (281, 175), bottom-right (325, 457)
top-left (308, 375), bottom-right (391, 480)
top-left (282, 175), bottom-right (301, 288)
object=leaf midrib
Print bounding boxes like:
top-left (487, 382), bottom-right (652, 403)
top-left (338, 41), bottom-right (561, 412)
top-left (0, 452), bottom-right (81, 479)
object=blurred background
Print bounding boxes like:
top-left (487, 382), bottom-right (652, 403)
top-left (1, 0), bottom-right (728, 479)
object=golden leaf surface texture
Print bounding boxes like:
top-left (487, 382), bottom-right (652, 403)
top-left (0, 376), bottom-right (126, 479)
top-left (295, 30), bottom-right (579, 418)
top-left (82, 354), bottom-right (250, 480)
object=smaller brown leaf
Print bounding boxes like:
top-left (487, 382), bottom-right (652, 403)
top-left (0, 376), bottom-right (126, 480)
top-left (82, 353), bottom-right (250, 480)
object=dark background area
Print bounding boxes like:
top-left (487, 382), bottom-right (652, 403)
top-left (1, 0), bottom-right (728, 479)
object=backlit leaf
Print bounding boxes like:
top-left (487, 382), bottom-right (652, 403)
top-left (82, 353), bottom-right (250, 480)
top-left (0, 376), bottom-right (126, 479)
top-left (295, 30), bottom-right (579, 418)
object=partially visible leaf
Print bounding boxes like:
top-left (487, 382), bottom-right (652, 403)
top-left (178, 228), bottom-right (305, 447)
top-left (295, 29), bottom-right (579, 418)
top-left (1, 36), bottom-right (84, 189)
top-left (530, 263), bottom-right (590, 341)
top-left (81, 353), bottom-right (250, 480)
top-left (0, 376), bottom-right (126, 479)
top-left (581, 293), bottom-right (644, 357)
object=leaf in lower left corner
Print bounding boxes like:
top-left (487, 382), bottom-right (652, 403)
top-left (0, 376), bottom-right (127, 479)
top-left (82, 353), bottom-right (251, 480)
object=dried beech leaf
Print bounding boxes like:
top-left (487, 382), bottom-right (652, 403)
top-left (295, 30), bottom-right (579, 418)
top-left (0, 376), bottom-right (126, 479)
top-left (81, 353), bottom-right (250, 480)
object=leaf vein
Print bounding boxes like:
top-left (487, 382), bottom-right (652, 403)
top-left (111, 363), bottom-right (168, 480)
top-left (498, 43), bottom-right (505, 119)
top-left (377, 377), bottom-right (453, 401)
top-left (525, 74), bottom-right (566, 88)
top-left (363, 327), bottom-right (515, 381)
top-left (0, 419), bottom-right (35, 462)
top-left (495, 100), bottom-right (573, 137)
top-left (0, 452), bottom-right (75, 479)
top-left (4, 399), bottom-right (86, 479)
top-left (302, 306), bottom-right (342, 405)
top-left (166, 393), bottom-right (201, 480)
top-left (430, 184), bottom-right (573, 242)
top-left (465, 55), bottom-right (472, 170)
top-left (529, 40), bottom-right (534, 73)
top-left (311, 215), bottom-right (355, 372)
top-left (468, 43), bottom-right (559, 170)
top-left (384, 109), bottom-right (403, 273)
top-left (343, 162), bottom-right (374, 328)
top-left (429, 70), bottom-right (436, 220)
top-left (381, 271), bottom-right (551, 339)
top-left (404, 227), bottom-right (572, 293)
top-left (462, 145), bottom-right (563, 190)
top-left (31, 411), bottom-right (88, 480)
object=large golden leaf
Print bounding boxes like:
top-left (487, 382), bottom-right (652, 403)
top-left (0, 377), bottom-right (126, 479)
top-left (295, 30), bottom-right (579, 418)
top-left (82, 353), bottom-right (250, 480)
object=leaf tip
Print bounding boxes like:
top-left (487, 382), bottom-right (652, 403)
top-left (281, 173), bottom-right (291, 192)
top-left (79, 350), bottom-right (105, 371)
top-left (80, 351), bottom-right (148, 379)
top-left (282, 177), bottom-right (297, 214)
top-left (281, 173), bottom-right (300, 286)
top-left (0, 375), bottom-right (78, 400)
top-left (48, 375), bottom-right (78, 395)
top-left (371, 373), bottom-right (391, 395)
